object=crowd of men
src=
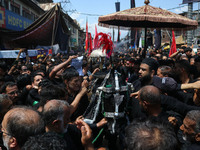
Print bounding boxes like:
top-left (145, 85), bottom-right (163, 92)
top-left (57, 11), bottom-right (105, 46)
top-left (0, 46), bottom-right (200, 150)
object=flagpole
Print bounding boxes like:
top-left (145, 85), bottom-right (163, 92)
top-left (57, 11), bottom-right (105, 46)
top-left (113, 28), bottom-right (115, 42)
top-left (85, 17), bottom-right (88, 52)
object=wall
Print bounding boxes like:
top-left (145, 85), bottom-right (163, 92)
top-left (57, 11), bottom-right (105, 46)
top-left (0, 0), bottom-right (43, 31)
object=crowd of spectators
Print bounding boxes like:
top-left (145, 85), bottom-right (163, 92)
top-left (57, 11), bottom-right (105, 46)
top-left (0, 46), bottom-right (200, 150)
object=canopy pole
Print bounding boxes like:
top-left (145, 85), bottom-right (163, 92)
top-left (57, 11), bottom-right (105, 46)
top-left (51, 14), bottom-right (57, 47)
top-left (143, 27), bottom-right (147, 58)
top-left (51, 6), bottom-right (60, 50)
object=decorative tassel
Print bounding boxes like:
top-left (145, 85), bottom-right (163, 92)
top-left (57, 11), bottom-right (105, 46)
top-left (96, 32), bottom-right (114, 57)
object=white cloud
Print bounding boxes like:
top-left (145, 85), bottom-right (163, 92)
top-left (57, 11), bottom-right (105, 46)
top-left (174, 6), bottom-right (188, 14)
top-left (78, 19), bottom-right (84, 27)
top-left (70, 12), bottom-right (80, 20)
top-left (181, 6), bottom-right (188, 12)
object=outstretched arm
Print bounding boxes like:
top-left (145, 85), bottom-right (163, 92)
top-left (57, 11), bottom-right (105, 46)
top-left (42, 54), bottom-right (49, 64)
top-left (16, 48), bottom-right (24, 61)
top-left (70, 80), bottom-right (88, 116)
top-left (170, 49), bottom-right (184, 58)
top-left (89, 68), bottom-right (100, 81)
top-left (181, 80), bottom-right (200, 90)
top-left (49, 55), bottom-right (78, 79)
top-left (8, 65), bottom-right (16, 75)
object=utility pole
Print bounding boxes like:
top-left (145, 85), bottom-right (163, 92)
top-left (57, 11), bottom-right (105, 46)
top-left (187, 2), bottom-right (193, 47)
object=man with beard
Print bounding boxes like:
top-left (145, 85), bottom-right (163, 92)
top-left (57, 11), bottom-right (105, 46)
top-left (174, 60), bottom-right (191, 84)
top-left (170, 60), bottom-right (196, 105)
top-left (43, 100), bottom-right (94, 150)
top-left (130, 58), bottom-right (200, 94)
top-left (1, 106), bottom-right (44, 150)
top-left (131, 58), bottom-right (159, 92)
top-left (127, 58), bottom-right (164, 121)
top-left (180, 110), bottom-right (200, 149)
top-left (128, 58), bottom-right (200, 122)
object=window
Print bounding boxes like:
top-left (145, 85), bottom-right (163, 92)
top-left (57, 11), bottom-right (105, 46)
top-left (11, 1), bottom-right (20, 14)
top-left (0, 0), bottom-right (3, 6)
top-left (22, 8), bottom-right (34, 20)
top-left (162, 35), bottom-right (165, 39)
top-left (34, 15), bottom-right (39, 21)
top-left (4, 0), bottom-right (9, 10)
top-left (30, 12), bottom-right (35, 21)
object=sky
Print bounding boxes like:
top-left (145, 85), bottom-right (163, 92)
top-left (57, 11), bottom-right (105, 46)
top-left (53, 0), bottom-right (200, 40)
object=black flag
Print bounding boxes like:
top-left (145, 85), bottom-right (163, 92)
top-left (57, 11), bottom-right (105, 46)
top-left (130, 0), bottom-right (136, 47)
top-left (183, 0), bottom-right (200, 4)
top-left (154, 29), bottom-right (161, 50)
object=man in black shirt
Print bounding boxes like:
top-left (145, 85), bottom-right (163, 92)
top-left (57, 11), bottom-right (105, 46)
top-left (129, 58), bottom-right (200, 122)
top-left (26, 73), bottom-right (43, 106)
top-left (62, 68), bottom-right (89, 121)
top-left (43, 100), bottom-right (93, 150)
top-left (180, 110), bottom-right (200, 150)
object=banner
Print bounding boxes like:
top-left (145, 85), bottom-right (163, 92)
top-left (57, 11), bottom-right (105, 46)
top-left (183, 0), bottom-right (200, 4)
top-left (71, 56), bottom-right (84, 76)
top-left (131, 0), bottom-right (135, 8)
top-left (0, 6), bottom-right (32, 30)
top-left (0, 50), bottom-right (38, 58)
top-left (154, 29), bottom-right (161, 50)
top-left (5, 9), bottom-right (32, 31)
top-left (115, 2), bottom-right (120, 12)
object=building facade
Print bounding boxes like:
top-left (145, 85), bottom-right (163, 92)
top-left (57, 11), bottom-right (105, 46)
top-left (0, 0), bottom-right (45, 31)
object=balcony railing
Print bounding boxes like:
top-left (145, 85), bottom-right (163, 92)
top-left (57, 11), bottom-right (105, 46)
top-left (30, 0), bottom-right (39, 5)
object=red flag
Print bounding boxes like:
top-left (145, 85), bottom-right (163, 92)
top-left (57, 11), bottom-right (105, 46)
top-left (89, 33), bottom-right (93, 54)
top-left (48, 49), bottom-right (52, 55)
top-left (169, 31), bottom-right (177, 57)
top-left (93, 25), bottom-right (98, 49)
top-left (117, 30), bottom-right (121, 42)
top-left (85, 20), bottom-right (88, 52)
